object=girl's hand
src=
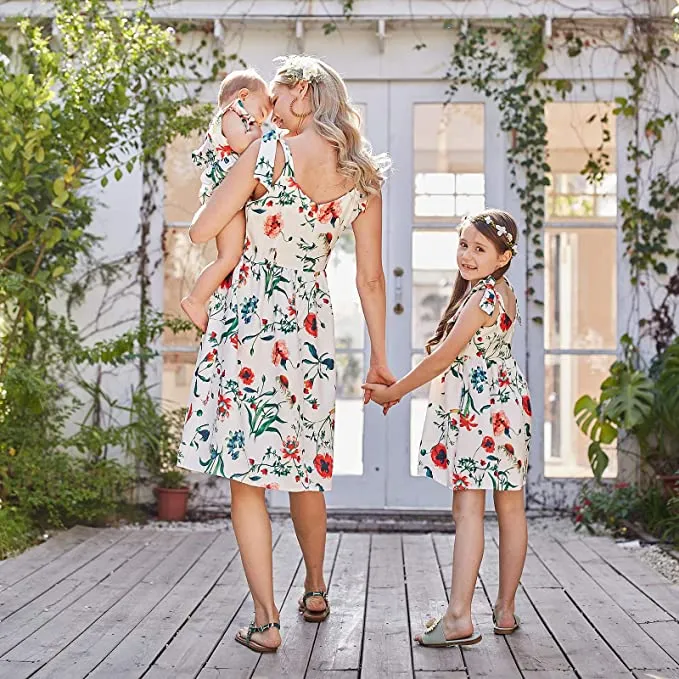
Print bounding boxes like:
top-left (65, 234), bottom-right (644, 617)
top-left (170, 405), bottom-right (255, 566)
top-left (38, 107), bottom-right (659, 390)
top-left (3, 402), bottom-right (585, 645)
top-left (363, 364), bottom-right (396, 404)
top-left (362, 382), bottom-right (393, 406)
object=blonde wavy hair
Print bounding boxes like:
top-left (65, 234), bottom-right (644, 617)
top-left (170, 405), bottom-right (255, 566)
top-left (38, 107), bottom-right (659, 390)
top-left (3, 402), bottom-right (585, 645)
top-left (273, 55), bottom-right (390, 197)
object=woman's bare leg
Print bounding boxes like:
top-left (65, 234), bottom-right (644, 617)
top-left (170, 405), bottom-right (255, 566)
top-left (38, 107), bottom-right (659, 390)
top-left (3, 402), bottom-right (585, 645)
top-left (230, 479), bottom-right (281, 648)
top-left (289, 491), bottom-right (328, 613)
top-left (493, 489), bottom-right (527, 628)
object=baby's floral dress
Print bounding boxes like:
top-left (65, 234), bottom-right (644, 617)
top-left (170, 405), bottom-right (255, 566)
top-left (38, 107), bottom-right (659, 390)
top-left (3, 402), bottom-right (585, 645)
top-left (191, 98), bottom-right (255, 204)
top-left (178, 130), bottom-right (367, 492)
top-left (418, 276), bottom-right (531, 491)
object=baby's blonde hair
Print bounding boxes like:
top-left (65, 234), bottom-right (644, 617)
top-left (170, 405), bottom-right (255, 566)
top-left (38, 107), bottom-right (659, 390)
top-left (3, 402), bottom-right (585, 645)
top-left (273, 55), bottom-right (390, 196)
top-left (218, 69), bottom-right (268, 108)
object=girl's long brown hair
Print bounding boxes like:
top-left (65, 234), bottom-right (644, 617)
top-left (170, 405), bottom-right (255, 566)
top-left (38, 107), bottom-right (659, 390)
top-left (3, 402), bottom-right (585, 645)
top-left (425, 209), bottom-right (518, 354)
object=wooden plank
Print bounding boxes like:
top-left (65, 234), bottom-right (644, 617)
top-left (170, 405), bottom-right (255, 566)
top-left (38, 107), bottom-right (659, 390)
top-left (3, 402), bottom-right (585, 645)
top-left (584, 537), bottom-right (679, 620)
top-left (432, 534), bottom-right (453, 593)
top-left (202, 532), bottom-right (304, 678)
top-left (521, 552), bottom-right (562, 589)
top-left (525, 585), bottom-right (633, 678)
top-left (639, 621), bottom-right (679, 665)
top-left (0, 526), bottom-right (97, 589)
top-left (252, 533), bottom-right (341, 679)
top-left (559, 539), bottom-right (673, 624)
top-left (521, 672), bottom-right (579, 678)
top-left (28, 532), bottom-right (217, 679)
top-left (0, 532), bottom-right (187, 679)
top-left (361, 534), bottom-right (412, 678)
top-left (307, 533), bottom-right (370, 673)
top-left (414, 673), bottom-right (467, 679)
top-left (0, 529), bottom-right (127, 621)
top-left (531, 536), bottom-right (678, 672)
top-left (0, 530), bottom-right (156, 656)
top-left (403, 534), bottom-right (464, 672)
top-left (633, 672), bottom-right (679, 679)
top-left (305, 671), bottom-right (359, 679)
top-left (147, 526), bottom-right (282, 678)
top-left (86, 531), bottom-right (240, 678)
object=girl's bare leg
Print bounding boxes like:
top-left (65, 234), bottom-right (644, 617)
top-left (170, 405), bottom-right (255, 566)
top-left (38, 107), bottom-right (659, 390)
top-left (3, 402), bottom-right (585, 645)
top-left (414, 489), bottom-right (485, 641)
top-left (182, 210), bottom-right (246, 331)
top-left (493, 488), bottom-right (527, 628)
top-left (230, 479), bottom-right (281, 649)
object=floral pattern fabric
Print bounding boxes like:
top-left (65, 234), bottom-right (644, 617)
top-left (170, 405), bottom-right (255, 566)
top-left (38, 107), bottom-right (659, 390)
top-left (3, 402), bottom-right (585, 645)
top-left (192, 98), bottom-right (255, 204)
top-left (178, 129), bottom-right (367, 492)
top-left (418, 276), bottom-right (531, 491)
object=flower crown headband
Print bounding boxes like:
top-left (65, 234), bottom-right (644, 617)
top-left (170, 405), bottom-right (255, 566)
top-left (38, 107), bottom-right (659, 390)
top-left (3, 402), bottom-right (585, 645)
top-left (462, 214), bottom-right (518, 256)
top-left (276, 55), bottom-right (325, 84)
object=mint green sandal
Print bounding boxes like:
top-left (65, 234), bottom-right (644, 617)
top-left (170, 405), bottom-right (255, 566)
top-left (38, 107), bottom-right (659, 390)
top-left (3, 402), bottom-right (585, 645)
top-left (493, 609), bottom-right (521, 635)
top-left (417, 616), bottom-right (482, 647)
top-left (298, 590), bottom-right (330, 622)
top-left (235, 621), bottom-right (281, 653)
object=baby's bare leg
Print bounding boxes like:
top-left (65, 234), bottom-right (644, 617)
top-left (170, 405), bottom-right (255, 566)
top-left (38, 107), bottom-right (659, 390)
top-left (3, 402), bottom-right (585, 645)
top-left (181, 211), bottom-right (246, 332)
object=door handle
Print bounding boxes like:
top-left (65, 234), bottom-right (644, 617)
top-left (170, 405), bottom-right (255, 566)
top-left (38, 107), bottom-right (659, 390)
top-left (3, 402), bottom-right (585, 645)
top-left (393, 266), bottom-right (404, 315)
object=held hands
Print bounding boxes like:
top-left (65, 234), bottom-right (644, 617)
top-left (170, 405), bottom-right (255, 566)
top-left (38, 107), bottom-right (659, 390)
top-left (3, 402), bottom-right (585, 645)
top-left (361, 364), bottom-right (400, 415)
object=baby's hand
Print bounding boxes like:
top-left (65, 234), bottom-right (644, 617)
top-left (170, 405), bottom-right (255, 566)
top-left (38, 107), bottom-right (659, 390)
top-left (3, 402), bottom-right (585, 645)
top-left (361, 382), bottom-right (392, 406)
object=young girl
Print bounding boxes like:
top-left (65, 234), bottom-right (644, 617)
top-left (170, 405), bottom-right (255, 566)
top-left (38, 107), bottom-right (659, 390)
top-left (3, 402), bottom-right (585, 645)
top-left (181, 69), bottom-right (272, 332)
top-left (364, 209), bottom-right (531, 647)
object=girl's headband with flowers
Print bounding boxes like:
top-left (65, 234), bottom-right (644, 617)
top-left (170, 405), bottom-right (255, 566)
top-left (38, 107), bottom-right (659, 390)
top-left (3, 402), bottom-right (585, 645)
top-left (462, 214), bottom-right (518, 256)
top-left (276, 56), bottom-right (325, 84)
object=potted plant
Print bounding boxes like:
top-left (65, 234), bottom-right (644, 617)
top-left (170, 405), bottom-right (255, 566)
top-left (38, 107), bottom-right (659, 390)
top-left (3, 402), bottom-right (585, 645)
top-left (126, 390), bottom-right (190, 521)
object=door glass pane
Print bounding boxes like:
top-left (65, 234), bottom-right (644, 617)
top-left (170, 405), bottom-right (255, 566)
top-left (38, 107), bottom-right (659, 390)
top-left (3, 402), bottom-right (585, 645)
top-left (164, 132), bottom-right (202, 224)
top-left (544, 228), bottom-right (617, 351)
top-left (327, 228), bottom-right (365, 475)
top-left (412, 230), bottom-right (458, 350)
top-left (544, 354), bottom-right (617, 478)
top-left (414, 104), bottom-right (484, 222)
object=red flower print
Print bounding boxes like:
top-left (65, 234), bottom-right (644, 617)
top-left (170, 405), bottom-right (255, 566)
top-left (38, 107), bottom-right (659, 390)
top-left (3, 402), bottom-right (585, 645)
top-left (452, 474), bottom-right (470, 490)
top-left (265, 482), bottom-right (279, 490)
top-left (312, 402), bottom-right (319, 410)
top-left (481, 436), bottom-right (495, 453)
top-left (266, 200), bottom-right (273, 207)
top-left (264, 213), bottom-right (283, 238)
top-left (314, 453), bottom-right (333, 478)
top-left (459, 413), bottom-right (477, 431)
top-left (288, 305), bottom-right (296, 317)
top-left (522, 395), bottom-right (532, 416)
top-left (185, 403), bottom-right (193, 422)
top-left (216, 144), bottom-right (233, 157)
top-left (304, 313), bottom-right (318, 337)
top-left (287, 177), bottom-right (299, 189)
top-left (239, 366), bottom-right (255, 385)
top-left (430, 443), bottom-right (449, 469)
top-left (498, 368), bottom-right (510, 388)
top-left (262, 468), bottom-right (268, 475)
top-left (205, 350), bottom-right (216, 363)
top-left (271, 340), bottom-right (290, 367)
top-left (324, 232), bottom-right (333, 243)
top-left (238, 264), bottom-right (249, 286)
top-left (230, 335), bottom-right (240, 349)
top-left (220, 272), bottom-right (233, 290)
top-left (505, 443), bottom-right (515, 456)
top-left (500, 313), bottom-right (513, 331)
top-left (492, 411), bottom-right (511, 436)
top-left (318, 201), bottom-right (340, 224)
top-left (279, 374), bottom-right (289, 389)
top-left (282, 436), bottom-right (301, 463)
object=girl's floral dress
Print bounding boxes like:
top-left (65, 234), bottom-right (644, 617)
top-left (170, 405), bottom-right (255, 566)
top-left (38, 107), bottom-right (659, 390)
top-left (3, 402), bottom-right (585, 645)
top-left (178, 130), bottom-right (367, 492)
top-left (192, 99), bottom-right (255, 204)
top-left (418, 276), bottom-right (531, 491)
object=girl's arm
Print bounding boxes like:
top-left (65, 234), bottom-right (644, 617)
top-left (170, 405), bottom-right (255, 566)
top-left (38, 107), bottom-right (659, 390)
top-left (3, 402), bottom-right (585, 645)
top-left (352, 192), bottom-right (396, 401)
top-left (189, 142), bottom-right (260, 244)
top-left (364, 290), bottom-right (489, 405)
top-left (221, 110), bottom-right (262, 154)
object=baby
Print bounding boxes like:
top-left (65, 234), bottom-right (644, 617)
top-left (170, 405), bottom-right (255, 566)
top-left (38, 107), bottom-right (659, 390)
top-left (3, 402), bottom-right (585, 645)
top-left (181, 69), bottom-right (272, 331)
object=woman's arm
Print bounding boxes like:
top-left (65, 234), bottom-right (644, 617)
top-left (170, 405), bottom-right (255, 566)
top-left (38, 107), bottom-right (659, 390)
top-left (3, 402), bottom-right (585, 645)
top-left (189, 142), bottom-right (260, 244)
top-left (364, 291), bottom-right (488, 405)
top-left (352, 192), bottom-right (395, 400)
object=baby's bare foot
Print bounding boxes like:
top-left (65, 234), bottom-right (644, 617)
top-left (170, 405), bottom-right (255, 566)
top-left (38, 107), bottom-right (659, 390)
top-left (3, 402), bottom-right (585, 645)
top-left (181, 296), bottom-right (208, 333)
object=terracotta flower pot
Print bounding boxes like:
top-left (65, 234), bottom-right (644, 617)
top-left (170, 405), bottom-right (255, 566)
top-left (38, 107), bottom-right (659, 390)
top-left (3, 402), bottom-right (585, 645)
top-left (658, 475), bottom-right (679, 497)
top-left (155, 486), bottom-right (190, 521)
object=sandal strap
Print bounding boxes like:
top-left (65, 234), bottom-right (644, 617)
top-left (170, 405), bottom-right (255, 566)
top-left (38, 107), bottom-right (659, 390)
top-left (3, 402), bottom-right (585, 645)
top-left (247, 620), bottom-right (281, 639)
top-left (302, 590), bottom-right (328, 604)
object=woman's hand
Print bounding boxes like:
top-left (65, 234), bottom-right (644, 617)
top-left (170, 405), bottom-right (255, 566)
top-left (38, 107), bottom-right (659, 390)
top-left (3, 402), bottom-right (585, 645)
top-left (361, 382), bottom-right (394, 406)
top-left (363, 364), bottom-right (396, 404)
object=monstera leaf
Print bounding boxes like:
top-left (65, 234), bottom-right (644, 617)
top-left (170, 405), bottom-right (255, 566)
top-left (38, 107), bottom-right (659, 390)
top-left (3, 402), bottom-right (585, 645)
top-left (599, 361), bottom-right (654, 431)
top-left (587, 442), bottom-right (610, 482)
top-left (574, 395), bottom-right (618, 445)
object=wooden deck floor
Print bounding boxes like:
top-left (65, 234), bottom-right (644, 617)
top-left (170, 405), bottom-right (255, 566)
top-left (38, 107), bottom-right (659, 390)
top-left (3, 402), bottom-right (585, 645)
top-left (1, 522), bottom-right (678, 679)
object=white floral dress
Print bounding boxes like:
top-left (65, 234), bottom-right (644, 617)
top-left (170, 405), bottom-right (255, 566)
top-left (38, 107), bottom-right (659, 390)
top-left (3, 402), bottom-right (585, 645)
top-left (178, 130), bottom-right (367, 492)
top-left (418, 276), bottom-right (531, 491)
top-left (191, 98), bottom-right (255, 204)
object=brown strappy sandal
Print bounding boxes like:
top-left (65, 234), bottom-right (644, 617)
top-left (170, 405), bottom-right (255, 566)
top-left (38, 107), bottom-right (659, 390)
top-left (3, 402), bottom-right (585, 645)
top-left (298, 590), bottom-right (330, 622)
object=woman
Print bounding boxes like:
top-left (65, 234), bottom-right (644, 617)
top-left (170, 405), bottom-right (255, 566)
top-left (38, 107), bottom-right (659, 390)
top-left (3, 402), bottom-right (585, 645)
top-left (178, 54), bottom-right (393, 653)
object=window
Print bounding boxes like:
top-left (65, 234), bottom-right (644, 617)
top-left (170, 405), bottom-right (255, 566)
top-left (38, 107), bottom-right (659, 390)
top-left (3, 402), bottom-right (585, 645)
top-left (544, 102), bottom-right (618, 478)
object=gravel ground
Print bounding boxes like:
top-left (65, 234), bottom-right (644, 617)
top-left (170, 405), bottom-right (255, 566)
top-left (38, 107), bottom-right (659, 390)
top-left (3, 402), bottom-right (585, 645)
top-left (119, 513), bottom-right (679, 584)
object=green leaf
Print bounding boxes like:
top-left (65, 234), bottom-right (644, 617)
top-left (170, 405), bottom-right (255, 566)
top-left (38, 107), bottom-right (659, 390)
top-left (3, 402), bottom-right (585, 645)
top-left (574, 394), bottom-right (618, 444)
top-left (600, 364), bottom-right (654, 430)
top-left (587, 442), bottom-right (609, 482)
top-left (114, 167), bottom-right (123, 182)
